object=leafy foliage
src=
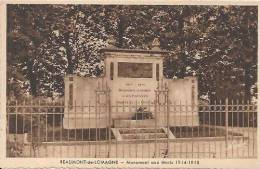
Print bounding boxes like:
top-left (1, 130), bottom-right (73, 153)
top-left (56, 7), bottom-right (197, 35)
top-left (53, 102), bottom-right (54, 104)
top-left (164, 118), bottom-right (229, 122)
top-left (7, 5), bottom-right (257, 101)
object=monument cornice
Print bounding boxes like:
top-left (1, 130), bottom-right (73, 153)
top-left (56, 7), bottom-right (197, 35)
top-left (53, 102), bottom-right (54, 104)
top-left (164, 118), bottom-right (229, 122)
top-left (103, 53), bottom-right (163, 60)
top-left (100, 48), bottom-right (170, 55)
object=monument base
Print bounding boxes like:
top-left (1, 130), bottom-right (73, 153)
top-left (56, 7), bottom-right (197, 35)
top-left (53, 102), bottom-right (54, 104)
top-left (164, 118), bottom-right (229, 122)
top-left (157, 114), bottom-right (199, 126)
top-left (63, 114), bottom-right (199, 129)
top-left (114, 119), bottom-right (155, 128)
top-left (111, 127), bottom-right (175, 141)
top-left (63, 117), bottom-right (108, 129)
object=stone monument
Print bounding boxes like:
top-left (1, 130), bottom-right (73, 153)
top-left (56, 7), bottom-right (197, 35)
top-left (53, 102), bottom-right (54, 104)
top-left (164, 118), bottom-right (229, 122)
top-left (63, 38), bottom-right (199, 130)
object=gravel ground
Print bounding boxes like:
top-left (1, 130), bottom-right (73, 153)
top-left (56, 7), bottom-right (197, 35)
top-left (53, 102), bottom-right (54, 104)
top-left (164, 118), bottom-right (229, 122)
top-left (19, 127), bottom-right (257, 158)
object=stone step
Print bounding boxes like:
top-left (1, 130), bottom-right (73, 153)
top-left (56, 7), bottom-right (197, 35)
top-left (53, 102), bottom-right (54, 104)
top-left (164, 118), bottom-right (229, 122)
top-left (121, 133), bottom-right (167, 140)
top-left (114, 119), bottom-right (155, 128)
top-left (111, 127), bottom-right (176, 141)
top-left (119, 128), bottom-right (164, 134)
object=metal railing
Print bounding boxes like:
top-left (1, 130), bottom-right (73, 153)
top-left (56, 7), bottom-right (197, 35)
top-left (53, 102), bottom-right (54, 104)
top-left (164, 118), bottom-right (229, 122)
top-left (6, 99), bottom-right (257, 158)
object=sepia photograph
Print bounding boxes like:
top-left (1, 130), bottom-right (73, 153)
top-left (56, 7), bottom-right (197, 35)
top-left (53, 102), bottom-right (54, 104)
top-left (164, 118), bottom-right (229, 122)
top-left (1, 2), bottom-right (258, 167)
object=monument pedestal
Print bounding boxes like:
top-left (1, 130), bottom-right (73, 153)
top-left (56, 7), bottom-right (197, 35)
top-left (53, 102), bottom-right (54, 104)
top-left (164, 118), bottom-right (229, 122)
top-left (114, 114), bottom-right (199, 128)
top-left (114, 119), bottom-right (155, 128)
top-left (63, 117), bottom-right (108, 129)
top-left (63, 46), bottom-right (200, 130)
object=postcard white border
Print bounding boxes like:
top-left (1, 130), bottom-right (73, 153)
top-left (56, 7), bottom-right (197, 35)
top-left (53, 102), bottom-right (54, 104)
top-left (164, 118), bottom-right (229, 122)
top-left (0, 0), bottom-right (259, 168)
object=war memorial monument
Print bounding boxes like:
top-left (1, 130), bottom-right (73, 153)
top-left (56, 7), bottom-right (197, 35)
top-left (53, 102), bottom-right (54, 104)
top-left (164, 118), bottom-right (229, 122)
top-left (63, 39), bottom-right (199, 140)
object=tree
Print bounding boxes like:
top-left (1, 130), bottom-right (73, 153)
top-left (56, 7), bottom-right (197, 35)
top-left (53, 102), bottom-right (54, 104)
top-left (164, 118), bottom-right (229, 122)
top-left (7, 5), bottom-right (257, 101)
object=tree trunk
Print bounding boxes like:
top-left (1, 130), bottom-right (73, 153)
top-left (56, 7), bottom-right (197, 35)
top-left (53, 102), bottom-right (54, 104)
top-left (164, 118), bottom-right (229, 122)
top-left (27, 59), bottom-right (37, 96)
top-left (244, 63), bottom-right (251, 101)
top-left (178, 14), bottom-right (186, 78)
top-left (64, 32), bottom-right (73, 74)
top-left (117, 15), bottom-right (127, 48)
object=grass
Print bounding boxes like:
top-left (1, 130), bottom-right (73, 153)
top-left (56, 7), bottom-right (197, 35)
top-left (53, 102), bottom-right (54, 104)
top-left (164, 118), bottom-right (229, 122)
top-left (24, 125), bottom-right (245, 142)
top-left (27, 128), bottom-right (115, 142)
top-left (170, 126), bottom-right (243, 138)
